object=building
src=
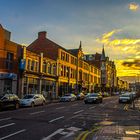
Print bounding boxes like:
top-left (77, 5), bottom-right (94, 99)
top-left (84, 46), bottom-right (117, 94)
top-left (0, 24), bottom-right (21, 95)
top-left (68, 42), bottom-right (101, 93)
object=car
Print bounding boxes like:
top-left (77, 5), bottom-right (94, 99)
top-left (20, 94), bottom-right (46, 107)
top-left (59, 94), bottom-right (77, 102)
top-left (119, 93), bottom-right (133, 103)
top-left (84, 93), bottom-right (103, 104)
top-left (76, 92), bottom-right (85, 100)
top-left (0, 94), bottom-right (20, 110)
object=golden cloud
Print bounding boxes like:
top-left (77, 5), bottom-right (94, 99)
top-left (115, 59), bottom-right (140, 77)
top-left (97, 29), bottom-right (140, 77)
top-left (129, 2), bottom-right (139, 11)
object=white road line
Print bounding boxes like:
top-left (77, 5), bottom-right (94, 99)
top-left (49, 116), bottom-right (64, 123)
top-left (30, 110), bottom-right (45, 115)
top-left (0, 129), bottom-right (26, 140)
top-left (73, 110), bottom-right (84, 115)
top-left (0, 117), bottom-right (11, 122)
top-left (41, 129), bottom-right (64, 140)
top-left (56, 107), bottom-right (65, 110)
top-left (71, 103), bottom-right (78, 106)
top-left (0, 123), bottom-right (15, 129)
top-left (70, 114), bottom-right (80, 119)
top-left (89, 106), bottom-right (96, 109)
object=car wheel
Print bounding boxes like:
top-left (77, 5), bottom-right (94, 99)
top-left (15, 103), bottom-right (19, 109)
top-left (31, 102), bottom-right (35, 107)
top-left (42, 101), bottom-right (46, 106)
top-left (100, 99), bottom-right (103, 103)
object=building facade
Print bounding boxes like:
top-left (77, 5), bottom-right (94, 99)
top-left (84, 46), bottom-right (117, 94)
top-left (0, 24), bottom-right (21, 95)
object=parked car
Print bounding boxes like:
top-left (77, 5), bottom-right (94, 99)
top-left (76, 92), bottom-right (85, 100)
top-left (59, 94), bottom-right (77, 102)
top-left (20, 94), bottom-right (46, 107)
top-left (84, 93), bottom-right (103, 104)
top-left (0, 94), bottom-right (20, 110)
top-left (119, 93), bottom-right (133, 103)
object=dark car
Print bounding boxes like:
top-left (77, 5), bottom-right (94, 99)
top-left (84, 93), bottom-right (103, 104)
top-left (119, 93), bottom-right (133, 103)
top-left (0, 94), bottom-right (20, 110)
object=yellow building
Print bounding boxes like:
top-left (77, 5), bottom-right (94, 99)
top-left (0, 24), bottom-right (21, 95)
top-left (19, 46), bottom-right (57, 98)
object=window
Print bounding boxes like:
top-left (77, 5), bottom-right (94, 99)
top-left (43, 62), bottom-right (47, 73)
top-left (31, 61), bottom-right (35, 71)
top-left (52, 64), bottom-right (56, 75)
top-left (6, 52), bottom-right (14, 70)
top-left (47, 63), bottom-right (51, 74)
top-left (27, 59), bottom-right (31, 70)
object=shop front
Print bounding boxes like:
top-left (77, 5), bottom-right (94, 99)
top-left (0, 73), bottom-right (17, 95)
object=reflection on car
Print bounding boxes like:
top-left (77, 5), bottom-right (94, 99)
top-left (84, 93), bottom-right (103, 104)
top-left (0, 94), bottom-right (20, 110)
top-left (119, 93), bottom-right (133, 103)
top-left (59, 94), bottom-right (77, 102)
top-left (20, 94), bottom-right (46, 107)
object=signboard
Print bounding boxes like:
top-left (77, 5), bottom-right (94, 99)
top-left (19, 59), bottom-right (26, 71)
top-left (0, 73), bottom-right (17, 80)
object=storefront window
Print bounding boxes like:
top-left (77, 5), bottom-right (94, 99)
top-left (4, 79), bottom-right (12, 93)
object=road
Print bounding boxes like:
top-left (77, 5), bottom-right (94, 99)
top-left (0, 96), bottom-right (139, 140)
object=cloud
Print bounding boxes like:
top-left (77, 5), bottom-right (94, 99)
top-left (96, 29), bottom-right (140, 46)
top-left (129, 2), bottom-right (139, 11)
top-left (97, 29), bottom-right (140, 77)
top-left (122, 59), bottom-right (140, 70)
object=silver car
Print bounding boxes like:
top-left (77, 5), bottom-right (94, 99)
top-left (59, 94), bottom-right (77, 102)
top-left (20, 94), bottom-right (46, 107)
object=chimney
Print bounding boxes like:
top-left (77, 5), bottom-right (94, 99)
top-left (38, 31), bottom-right (47, 39)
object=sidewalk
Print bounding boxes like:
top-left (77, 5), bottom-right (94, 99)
top-left (130, 98), bottom-right (140, 111)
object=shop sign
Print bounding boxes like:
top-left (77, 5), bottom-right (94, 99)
top-left (0, 73), bottom-right (17, 80)
top-left (19, 59), bottom-right (26, 71)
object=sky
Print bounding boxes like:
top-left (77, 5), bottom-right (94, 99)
top-left (0, 0), bottom-right (140, 82)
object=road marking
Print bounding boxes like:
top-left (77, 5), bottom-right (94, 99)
top-left (0, 117), bottom-right (11, 122)
top-left (0, 123), bottom-right (15, 129)
top-left (124, 104), bottom-right (128, 111)
top-left (70, 114), bottom-right (80, 119)
top-left (41, 129), bottom-right (64, 140)
top-left (49, 116), bottom-right (64, 123)
top-left (30, 110), bottom-right (45, 115)
top-left (0, 129), bottom-right (26, 140)
top-left (72, 103), bottom-right (78, 106)
top-left (56, 107), bottom-right (65, 110)
top-left (74, 110), bottom-right (84, 115)
top-left (89, 106), bottom-right (96, 109)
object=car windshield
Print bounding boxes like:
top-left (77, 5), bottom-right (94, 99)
top-left (23, 95), bottom-right (34, 99)
top-left (90, 94), bottom-right (98, 97)
top-left (120, 94), bottom-right (130, 97)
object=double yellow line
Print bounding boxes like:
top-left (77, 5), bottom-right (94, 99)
top-left (75, 126), bottom-right (101, 140)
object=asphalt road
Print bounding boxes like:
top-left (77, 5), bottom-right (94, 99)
top-left (0, 96), bottom-right (139, 140)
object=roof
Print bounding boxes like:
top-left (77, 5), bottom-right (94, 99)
top-left (27, 31), bottom-right (77, 60)
top-left (68, 49), bottom-right (79, 56)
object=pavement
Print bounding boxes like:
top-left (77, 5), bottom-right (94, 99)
top-left (90, 98), bottom-right (140, 140)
